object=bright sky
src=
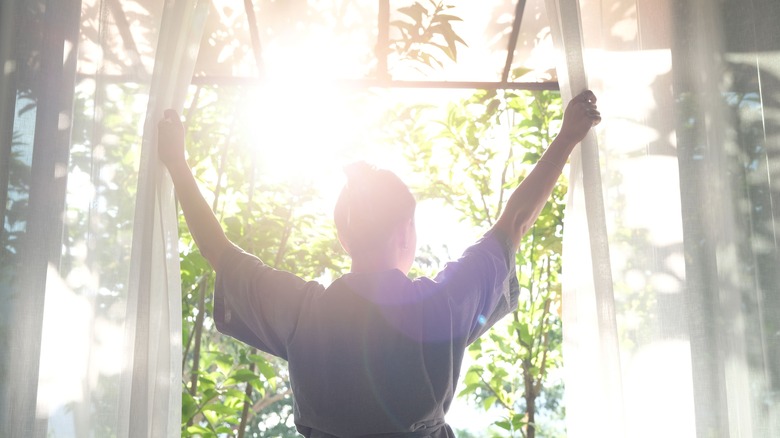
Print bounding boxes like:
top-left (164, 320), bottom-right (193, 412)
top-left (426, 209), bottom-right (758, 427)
top-left (238, 81), bottom-right (485, 255)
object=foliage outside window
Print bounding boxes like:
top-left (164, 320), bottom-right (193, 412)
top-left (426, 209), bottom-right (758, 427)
top-left (177, 84), bottom-right (566, 438)
top-left (177, 2), bottom-right (566, 437)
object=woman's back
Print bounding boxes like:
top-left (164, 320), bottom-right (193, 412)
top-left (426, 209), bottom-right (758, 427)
top-left (215, 232), bottom-right (518, 437)
top-left (289, 270), bottom-right (449, 436)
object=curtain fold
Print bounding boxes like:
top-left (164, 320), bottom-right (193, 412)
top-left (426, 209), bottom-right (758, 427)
top-left (550, 0), bottom-right (780, 436)
top-left (544, 0), bottom-right (624, 436)
top-left (1, 0), bottom-right (83, 435)
top-left (122, 1), bottom-right (208, 435)
top-left (0, 0), bottom-right (207, 436)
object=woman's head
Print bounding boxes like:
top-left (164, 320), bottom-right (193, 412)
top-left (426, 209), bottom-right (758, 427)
top-left (334, 162), bottom-right (416, 273)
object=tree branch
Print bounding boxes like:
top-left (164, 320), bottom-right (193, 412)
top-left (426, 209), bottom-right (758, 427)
top-left (182, 274), bottom-right (209, 372)
top-left (237, 348), bottom-right (258, 438)
top-left (252, 389), bottom-right (293, 412)
top-left (478, 372), bottom-right (513, 412)
top-left (495, 100), bottom-right (513, 222)
top-left (513, 310), bottom-right (531, 350)
top-left (187, 278), bottom-right (208, 402)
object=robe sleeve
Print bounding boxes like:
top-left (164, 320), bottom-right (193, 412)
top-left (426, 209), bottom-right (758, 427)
top-left (430, 230), bottom-right (520, 344)
top-left (213, 245), bottom-right (323, 360)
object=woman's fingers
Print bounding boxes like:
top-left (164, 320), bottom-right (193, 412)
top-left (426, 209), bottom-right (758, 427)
top-left (164, 108), bottom-right (179, 122)
top-left (579, 89), bottom-right (597, 104)
top-left (578, 91), bottom-right (600, 125)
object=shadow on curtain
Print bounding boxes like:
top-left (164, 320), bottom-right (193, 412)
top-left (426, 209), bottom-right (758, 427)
top-left (0, 0), bottom-right (206, 436)
top-left (548, 0), bottom-right (780, 437)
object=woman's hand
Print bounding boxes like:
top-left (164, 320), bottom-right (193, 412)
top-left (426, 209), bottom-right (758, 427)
top-left (557, 90), bottom-right (601, 145)
top-left (157, 109), bottom-right (187, 170)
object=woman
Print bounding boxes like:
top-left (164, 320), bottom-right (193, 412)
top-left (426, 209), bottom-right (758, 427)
top-left (158, 90), bottom-right (600, 437)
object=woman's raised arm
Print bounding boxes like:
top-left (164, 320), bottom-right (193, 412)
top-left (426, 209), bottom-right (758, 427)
top-left (157, 109), bottom-right (233, 267)
top-left (492, 90), bottom-right (601, 252)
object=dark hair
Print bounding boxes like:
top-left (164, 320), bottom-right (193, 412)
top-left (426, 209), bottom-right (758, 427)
top-left (333, 161), bottom-right (416, 255)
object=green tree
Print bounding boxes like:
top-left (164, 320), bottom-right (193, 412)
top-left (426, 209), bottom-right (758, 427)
top-left (389, 0), bottom-right (467, 72)
top-left (388, 88), bottom-right (566, 438)
top-left (179, 2), bottom-right (474, 435)
top-left (175, 3), bottom-right (572, 437)
top-left (178, 88), bottom-right (566, 438)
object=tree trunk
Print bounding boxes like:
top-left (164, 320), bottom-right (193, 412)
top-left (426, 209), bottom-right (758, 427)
top-left (524, 359), bottom-right (537, 438)
top-left (525, 391), bottom-right (536, 438)
top-left (237, 352), bottom-right (256, 438)
top-left (186, 278), bottom-right (208, 427)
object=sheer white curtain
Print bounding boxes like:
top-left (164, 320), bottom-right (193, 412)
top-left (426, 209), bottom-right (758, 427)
top-left (0, 0), bottom-right (206, 436)
top-left (547, 0), bottom-right (780, 437)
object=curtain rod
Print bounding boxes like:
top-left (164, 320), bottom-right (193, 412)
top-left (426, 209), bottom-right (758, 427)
top-left (74, 73), bottom-right (559, 91)
top-left (189, 76), bottom-right (560, 90)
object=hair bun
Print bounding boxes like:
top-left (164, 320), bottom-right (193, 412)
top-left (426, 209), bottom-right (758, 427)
top-left (343, 161), bottom-right (376, 186)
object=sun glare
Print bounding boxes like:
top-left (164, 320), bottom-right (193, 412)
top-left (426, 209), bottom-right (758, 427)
top-left (236, 80), bottom-right (481, 263)
top-left (237, 78), bottom-right (400, 219)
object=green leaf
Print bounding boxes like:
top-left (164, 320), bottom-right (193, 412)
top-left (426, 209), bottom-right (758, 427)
top-left (224, 368), bottom-right (259, 386)
top-left (181, 391), bottom-right (198, 422)
top-left (185, 425), bottom-right (213, 436)
top-left (486, 99), bottom-right (500, 115)
top-left (203, 350), bottom-right (234, 375)
top-left (457, 382), bottom-right (480, 398)
top-left (511, 412), bottom-right (528, 429)
top-left (426, 42), bottom-right (453, 62)
top-left (202, 402), bottom-right (238, 416)
top-left (250, 354), bottom-right (277, 386)
top-left (223, 387), bottom-right (249, 402)
top-left (464, 369), bottom-right (480, 386)
top-left (511, 67), bottom-right (533, 80)
top-left (517, 322), bottom-right (533, 346)
top-left (197, 374), bottom-right (217, 390)
top-left (215, 426), bottom-right (233, 434)
top-left (483, 395), bottom-right (497, 411)
top-left (201, 387), bottom-right (220, 400)
top-left (495, 420), bottom-right (511, 431)
top-left (431, 14), bottom-right (463, 23)
top-left (397, 3), bottom-right (426, 24)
